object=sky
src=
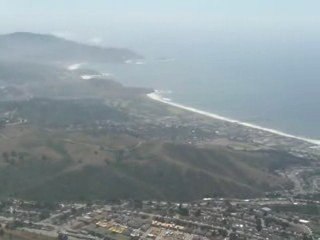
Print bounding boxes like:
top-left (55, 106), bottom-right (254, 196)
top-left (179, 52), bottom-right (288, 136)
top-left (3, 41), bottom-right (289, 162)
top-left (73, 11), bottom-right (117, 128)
top-left (1, 1), bottom-right (320, 49)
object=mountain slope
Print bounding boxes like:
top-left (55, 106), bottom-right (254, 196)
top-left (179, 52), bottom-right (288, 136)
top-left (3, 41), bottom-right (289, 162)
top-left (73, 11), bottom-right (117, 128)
top-left (0, 126), bottom-right (297, 202)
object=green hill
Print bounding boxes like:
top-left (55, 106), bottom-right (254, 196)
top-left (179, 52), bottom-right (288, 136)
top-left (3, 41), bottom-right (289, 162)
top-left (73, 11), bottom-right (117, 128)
top-left (0, 127), bottom-right (297, 202)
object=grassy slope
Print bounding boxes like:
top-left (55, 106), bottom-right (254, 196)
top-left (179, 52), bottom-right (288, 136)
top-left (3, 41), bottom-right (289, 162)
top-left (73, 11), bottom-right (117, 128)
top-left (0, 126), bottom-right (297, 202)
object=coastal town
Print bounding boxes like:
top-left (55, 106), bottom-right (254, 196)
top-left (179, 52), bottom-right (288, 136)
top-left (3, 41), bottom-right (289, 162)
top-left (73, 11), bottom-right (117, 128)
top-left (0, 197), bottom-right (318, 240)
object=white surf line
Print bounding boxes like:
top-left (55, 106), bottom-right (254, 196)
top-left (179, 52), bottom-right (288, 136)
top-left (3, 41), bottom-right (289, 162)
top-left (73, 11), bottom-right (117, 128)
top-left (81, 73), bottom-right (112, 80)
top-left (81, 75), bottom-right (97, 80)
top-left (147, 91), bottom-right (320, 146)
top-left (125, 59), bottom-right (146, 65)
top-left (67, 63), bottom-right (85, 71)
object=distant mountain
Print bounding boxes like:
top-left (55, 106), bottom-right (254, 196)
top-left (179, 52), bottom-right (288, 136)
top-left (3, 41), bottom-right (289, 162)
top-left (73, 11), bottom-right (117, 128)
top-left (0, 32), bottom-right (142, 63)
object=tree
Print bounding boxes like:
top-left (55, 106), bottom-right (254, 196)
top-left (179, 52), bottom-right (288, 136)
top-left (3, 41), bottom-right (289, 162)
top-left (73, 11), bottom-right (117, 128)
top-left (194, 209), bottom-right (201, 217)
top-left (230, 232), bottom-right (240, 240)
top-left (218, 229), bottom-right (228, 237)
top-left (256, 220), bottom-right (262, 232)
top-left (11, 151), bottom-right (17, 158)
top-left (133, 199), bottom-right (143, 209)
top-left (2, 152), bottom-right (8, 160)
top-left (58, 233), bottom-right (68, 240)
top-left (18, 153), bottom-right (24, 161)
top-left (115, 149), bottom-right (124, 162)
top-left (39, 210), bottom-right (50, 220)
top-left (302, 234), bottom-right (313, 240)
top-left (177, 204), bottom-right (189, 216)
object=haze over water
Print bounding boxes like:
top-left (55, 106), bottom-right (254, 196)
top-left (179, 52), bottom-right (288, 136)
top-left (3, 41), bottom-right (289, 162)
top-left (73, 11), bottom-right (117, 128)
top-left (95, 33), bottom-right (320, 139)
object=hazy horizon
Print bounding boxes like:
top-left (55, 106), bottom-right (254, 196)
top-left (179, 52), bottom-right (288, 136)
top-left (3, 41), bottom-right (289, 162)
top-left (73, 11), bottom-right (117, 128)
top-left (2, 0), bottom-right (320, 51)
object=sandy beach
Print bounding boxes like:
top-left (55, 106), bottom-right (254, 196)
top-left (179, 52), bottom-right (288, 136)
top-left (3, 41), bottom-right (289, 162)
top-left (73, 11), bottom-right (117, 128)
top-left (66, 61), bottom-right (320, 147)
top-left (147, 91), bottom-right (320, 146)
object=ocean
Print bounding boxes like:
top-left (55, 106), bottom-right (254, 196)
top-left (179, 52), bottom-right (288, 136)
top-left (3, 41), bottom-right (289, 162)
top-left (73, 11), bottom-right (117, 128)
top-left (92, 36), bottom-right (320, 140)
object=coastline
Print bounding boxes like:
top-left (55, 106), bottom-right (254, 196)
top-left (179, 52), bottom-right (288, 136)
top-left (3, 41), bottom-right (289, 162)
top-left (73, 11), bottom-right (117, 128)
top-left (147, 91), bottom-right (320, 146)
top-left (66, 62), bottom-right (320, 147)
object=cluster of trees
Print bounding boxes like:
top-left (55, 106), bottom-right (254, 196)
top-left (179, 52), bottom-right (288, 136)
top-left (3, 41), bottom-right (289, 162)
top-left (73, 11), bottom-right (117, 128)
top-left (1, 151), bottom-right (50, 166)
top-left (2, 151), bottom-right (25, 166)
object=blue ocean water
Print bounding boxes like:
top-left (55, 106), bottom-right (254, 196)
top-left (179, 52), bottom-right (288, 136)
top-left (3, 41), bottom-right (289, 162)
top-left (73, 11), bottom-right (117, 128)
top-left (94, 37), bottom-right (320, 139)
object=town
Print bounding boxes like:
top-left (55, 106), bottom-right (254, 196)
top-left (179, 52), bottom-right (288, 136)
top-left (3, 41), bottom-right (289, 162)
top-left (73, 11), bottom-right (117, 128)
top-left (0, 196), bottom-right (318, 240)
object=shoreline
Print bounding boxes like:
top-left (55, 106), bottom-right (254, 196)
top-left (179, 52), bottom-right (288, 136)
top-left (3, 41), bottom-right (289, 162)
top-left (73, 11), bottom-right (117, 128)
top-left (147, 91), bottom-right (320, 146)
top-left (66, 62), bottom-right (320, 147)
